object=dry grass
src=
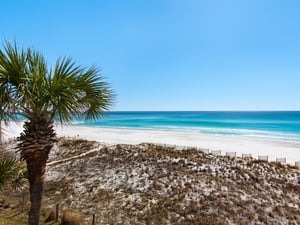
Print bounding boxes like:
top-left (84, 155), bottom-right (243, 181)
top-left (61, 211), bottom-right (85, 225)
top-left (43, 140), bottom-right (300, 224)
top-left (1, 139), bottom-right (300, 224)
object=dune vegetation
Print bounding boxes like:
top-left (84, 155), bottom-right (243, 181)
top-left (1, 138), bottom-right (299, 224)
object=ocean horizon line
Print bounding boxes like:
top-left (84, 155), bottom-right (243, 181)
top-left (109, 110), bottom-right (300, 112)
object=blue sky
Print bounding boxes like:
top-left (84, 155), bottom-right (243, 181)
top-left (1, 0), bottom-right (300, 111)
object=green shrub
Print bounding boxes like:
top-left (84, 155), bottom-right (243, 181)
top-left (0, 152), bottom-right (21, 186)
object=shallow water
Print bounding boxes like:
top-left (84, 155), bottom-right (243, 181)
top-left (76, 111), bottom-right (300, 141)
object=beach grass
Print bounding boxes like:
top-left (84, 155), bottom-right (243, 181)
top-left (43, 138), bottom-right (300, 224)
top-left (1, 129), bottom-right (300, 224)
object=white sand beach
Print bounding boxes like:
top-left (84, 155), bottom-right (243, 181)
top-left (2, 122), bottom-right (300, 165)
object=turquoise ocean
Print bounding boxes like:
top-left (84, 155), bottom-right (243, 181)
top-left (76, 111), bottom-right (300, 141)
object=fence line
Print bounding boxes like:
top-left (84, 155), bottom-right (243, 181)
top-left (211, 150), bottom-right (222, 156)
top-left (226, 152), bottom-right (237, 157)
top-left (276, 158), bottom-right (286, 164)
top-left (155, 143), bottom-right (299, 168)
top-left (258, 155), bottom-right (269, 161)
top-left (242, 154), bottom-right (252, 159)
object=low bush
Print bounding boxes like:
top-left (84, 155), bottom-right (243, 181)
top-left (0, 152), bottom-right (21, 186)
top-left (60, 211), bottom-right (84, 225)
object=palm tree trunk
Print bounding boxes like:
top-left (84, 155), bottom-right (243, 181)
top-left (18, 118), bottom-right (56, 225)
top-left (27, 158), bottom-right (47, 225)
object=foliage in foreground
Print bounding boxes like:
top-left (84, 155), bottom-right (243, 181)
top-left (0, 150), bottom-right (21, 186)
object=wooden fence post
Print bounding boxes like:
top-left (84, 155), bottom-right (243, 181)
top-left (92, 214), bottom-right (95, 225)
top-left (21, 187), bottom-right (25, 213)
top-left (55, 204), bottom-right (59, 222)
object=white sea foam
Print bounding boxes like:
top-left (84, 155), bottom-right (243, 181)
top-left (143, 125), bottom-right (300, 141)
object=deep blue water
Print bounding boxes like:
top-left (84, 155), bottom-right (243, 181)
top-left (76, 111), bottom-right (300, 140)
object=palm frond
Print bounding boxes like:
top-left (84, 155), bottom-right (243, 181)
top-left (49, 59), bottom-right (114, 123)
top-left (0, 41), bottom-right (29, 121)
top-left (73, 66), bottom-right (114, 120)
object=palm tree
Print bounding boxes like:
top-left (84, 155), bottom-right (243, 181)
top-left (0, 41), bottom-right (114, 225)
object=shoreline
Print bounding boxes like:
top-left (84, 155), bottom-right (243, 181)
top-left (3, 122), bottom-right (300, 165)
top-left (76, 124), bottom-right (300, 142)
